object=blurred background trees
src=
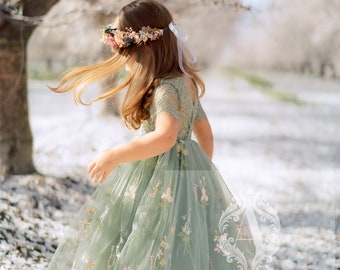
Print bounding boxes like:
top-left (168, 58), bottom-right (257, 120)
top-left (28, 0), bottom-right (242, 76)
top-left (1, 0), bottom-right (339, 179)
top-left (227, 0), bottom-right (340, 77)
top-left (28, 0), bottom-right (340, 80)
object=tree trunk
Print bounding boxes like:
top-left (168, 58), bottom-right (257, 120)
top-left (0, 0), bottom-right (59, 179)
top-left (0, 22), bottom-right (34, 178)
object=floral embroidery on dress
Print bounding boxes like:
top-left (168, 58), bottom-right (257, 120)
top-left (80, 253), bottom-right (95, 269)
top-left (124, 184), bottom-right (137, 200)
top-left (106, 235), bottom-right (124, 269)
top-left (161, 187), bottom-right (173, 203)
top-left (149, 180), bottom-right (161, 198)
top-left (86, 208), bottom-right (95, 214)
top-left (115, 236), bottom-right (124, 259)
top-left (200, 177), bottom-right (209, 203)
top-left (177, 140), bottom-right (189, 156)
top-left (213, 230), bottom-right (251, 270)
top-left (157, 237), bottom-right (168, 265)
top-left (106, 245), bottom-right (115, 270)
top-left (80, 221), bottom-right (92, 238)
top-left (87, 261), bottom-right (95, 269)
top-left (150, 235), bottom-right (168, 269)
top-left (177, 210), bottom-right (192, 252)
top-left (193, 177), bottom-right (209, 206)
top-left (213, 233), bottom-right (230, 257)
top-left (201, 188), bottom-right (208, 202)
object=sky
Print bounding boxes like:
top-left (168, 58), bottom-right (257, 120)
top-left (236, 0), bottom-right (275, 29)
top-left (243, 0), bottom-right (273, 12)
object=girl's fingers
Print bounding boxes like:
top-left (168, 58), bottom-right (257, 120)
top-left (92, 169), bottom-right (108, 184)
top-left (87, 157), bottom-right (112, 184)
top-left (90, 169), bottom-right (96, 180)
top-left (87, 162), bottom-right (96, 174)
top-left (99, 172), bottom-right (107, 184)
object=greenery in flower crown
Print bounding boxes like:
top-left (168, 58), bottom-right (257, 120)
top-left (101, 24), bottom-right (164, 49)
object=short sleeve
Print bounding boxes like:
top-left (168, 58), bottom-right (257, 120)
top-left (152, 83), bottom-right (179, 121)
top-left (195, 99), bottom-right (207, 121)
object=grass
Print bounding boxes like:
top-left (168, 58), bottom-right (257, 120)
top-left (224, 67), bottom-right (306, 105)
top-left (28, 69), bottom-right (61, 81)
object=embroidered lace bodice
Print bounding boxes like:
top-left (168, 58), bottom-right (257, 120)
top-left (142, 77), bottom-right (207, 139)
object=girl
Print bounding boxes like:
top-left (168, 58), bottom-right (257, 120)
top-left (48, 0), bottom-right (256, 269)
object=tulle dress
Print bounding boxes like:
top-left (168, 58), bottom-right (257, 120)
top-left (47, 77), bottom-right (256, 270)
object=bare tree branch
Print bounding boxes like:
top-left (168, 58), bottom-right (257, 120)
top-left (1, 0), bottom-right (251, 27)
top-left (1, 13), bottom-right (43, 25)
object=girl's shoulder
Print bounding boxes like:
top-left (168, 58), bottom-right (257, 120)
top-left (152, 76), bottom-right (186, 106)
top-left (159, 76), bottom-right (185, 92)
top-left (160, 76), bottom-right (185, 85)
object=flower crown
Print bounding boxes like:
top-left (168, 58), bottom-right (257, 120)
top-left (101, 24), bottom-right (164, 49)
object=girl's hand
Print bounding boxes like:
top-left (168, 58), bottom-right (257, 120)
top-left (87, 149), bottom-right (120, 184)
top-left (87, 111), bottom-right (177, 184)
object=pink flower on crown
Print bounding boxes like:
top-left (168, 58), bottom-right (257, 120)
top-left (106, 36), bottom-right (116, 47)
top-left (114, 35), bottom-right (124, 48)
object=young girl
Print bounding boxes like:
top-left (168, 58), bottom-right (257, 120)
top-left (47, 0), bottom-right (256, 269)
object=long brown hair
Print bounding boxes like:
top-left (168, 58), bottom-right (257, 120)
top-left (50, 0), bottom-right (205, 129)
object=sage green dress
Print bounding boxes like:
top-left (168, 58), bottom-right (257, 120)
top-left (47, 77), bottom-right (256, 270)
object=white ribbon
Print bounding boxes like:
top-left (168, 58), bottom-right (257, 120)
top-left (168, 22), bottom-right (197, 76)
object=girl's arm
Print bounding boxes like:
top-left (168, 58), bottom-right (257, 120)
top-left (193, 118), bottom-right (214, 159)
top-left (88, 112), bottom-right (178, 184)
